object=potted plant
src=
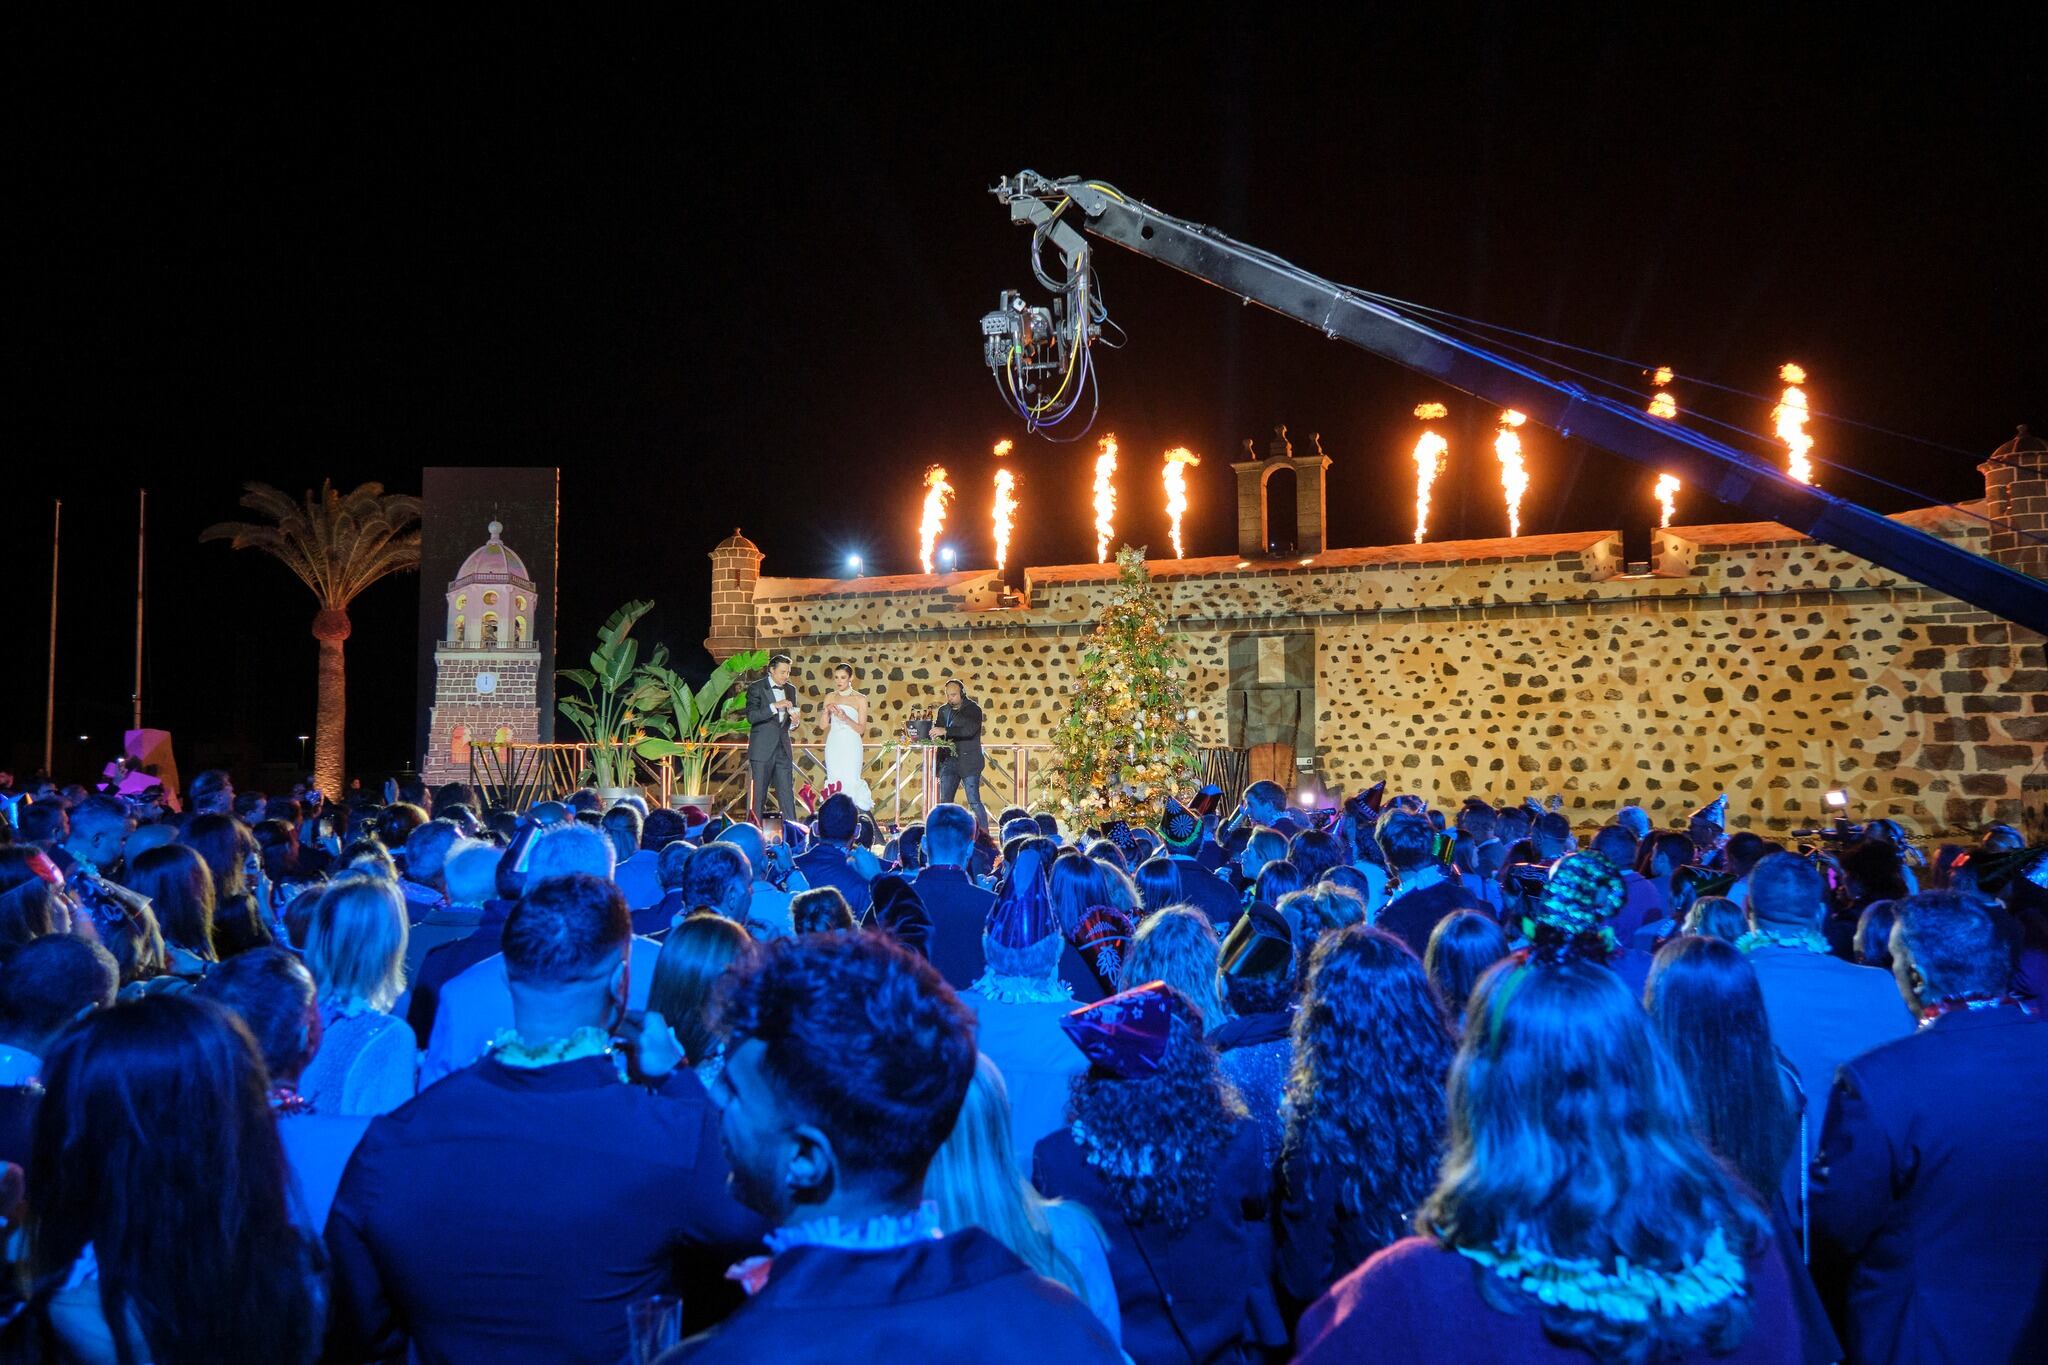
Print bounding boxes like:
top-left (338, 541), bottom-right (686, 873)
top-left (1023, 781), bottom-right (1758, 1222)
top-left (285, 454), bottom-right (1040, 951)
top-left (633, 648), bottom-right (767, 808)
top-left (556, 599), bottom-right (664, 799)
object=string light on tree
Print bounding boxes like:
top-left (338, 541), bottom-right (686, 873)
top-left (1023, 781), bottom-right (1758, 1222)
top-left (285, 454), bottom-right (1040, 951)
top-left (1773, 362), bottom-right (1816, 485)
top-left (918, 465), bottom-right (954, 574)
top-left (1653, 473), bottom-right (1680, 529)
top-left (1161, 446), bottom-right (1200, 558)
top-left (1494, 409), bottom-right (1530, 538)
top-left (991, 439), bottom-right (1018, 577)
top-left (1092, 433), bottom-right (1119, 563)
top-left (1410, 402), bottom-right (1450, 544)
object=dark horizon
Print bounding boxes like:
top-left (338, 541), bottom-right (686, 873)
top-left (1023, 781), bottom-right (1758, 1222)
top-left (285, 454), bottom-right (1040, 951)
top-left (10, 12), bottom-right (2043, 786)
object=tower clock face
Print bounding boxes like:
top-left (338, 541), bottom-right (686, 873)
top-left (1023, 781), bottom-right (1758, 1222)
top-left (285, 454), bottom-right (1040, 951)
top-left (475, 672), bottom-right (498, 696)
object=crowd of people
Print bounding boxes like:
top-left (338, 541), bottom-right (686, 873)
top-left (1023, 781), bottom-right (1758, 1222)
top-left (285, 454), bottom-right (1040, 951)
top-left (0, 765), bottom-right (2043, 1363)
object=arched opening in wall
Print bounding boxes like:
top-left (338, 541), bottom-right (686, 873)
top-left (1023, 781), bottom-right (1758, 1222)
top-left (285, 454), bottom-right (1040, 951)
top-left (481, 613), bottom-right (500, 648)
top-left (1264, 465), bottom-right (1299, 556)
top-left (514, 615), bottom-right (527, 644)
top-left (452, 614), bottom-right (465, 644)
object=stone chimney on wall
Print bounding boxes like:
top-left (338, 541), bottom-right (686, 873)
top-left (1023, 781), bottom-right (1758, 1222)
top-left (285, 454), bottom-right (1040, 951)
top-left (1981, 425), bottom-right (2048, 580)
top-left (1231, 424), bottom-right (1334, 558)
top-left (705, 529), bottom-right (762, 661)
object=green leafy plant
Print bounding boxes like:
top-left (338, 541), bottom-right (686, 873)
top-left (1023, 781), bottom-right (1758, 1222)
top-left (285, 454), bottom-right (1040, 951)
top-left (633, 648), bottom-right (767, 793)
top-left (557, 600), bottom-right (665, 790)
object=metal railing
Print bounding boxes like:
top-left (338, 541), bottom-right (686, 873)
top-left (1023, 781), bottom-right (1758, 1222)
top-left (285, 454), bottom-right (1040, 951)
top-left (472, 740), bottom-right (1249, 825)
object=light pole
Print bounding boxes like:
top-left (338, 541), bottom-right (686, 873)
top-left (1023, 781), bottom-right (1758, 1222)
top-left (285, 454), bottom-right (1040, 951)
top-left (297, 734), bottom-right (310, 769)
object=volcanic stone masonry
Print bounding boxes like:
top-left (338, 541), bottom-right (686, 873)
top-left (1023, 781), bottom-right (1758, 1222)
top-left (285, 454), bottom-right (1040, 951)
top-left (706, 428), bottom-right (2048, 839)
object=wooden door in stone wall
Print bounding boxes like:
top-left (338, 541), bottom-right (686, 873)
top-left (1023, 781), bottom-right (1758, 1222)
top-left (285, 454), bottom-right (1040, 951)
top-left (1229, 632), bottom-right (1316, 793)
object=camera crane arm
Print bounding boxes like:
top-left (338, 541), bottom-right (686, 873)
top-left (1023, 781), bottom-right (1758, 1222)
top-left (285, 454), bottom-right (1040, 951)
top-left (991, 171), bottom-right (2048, 636)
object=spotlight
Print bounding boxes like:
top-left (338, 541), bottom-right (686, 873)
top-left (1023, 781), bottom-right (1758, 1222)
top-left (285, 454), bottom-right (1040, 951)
top-left (846, 554), bottom-right (864, 575)
top-left (939, 546), bottom-right (957, 570)
top-left (1824, 789), bottom-right (1849, 809)
top-left (1297, 789), bottom-right (1317, 807)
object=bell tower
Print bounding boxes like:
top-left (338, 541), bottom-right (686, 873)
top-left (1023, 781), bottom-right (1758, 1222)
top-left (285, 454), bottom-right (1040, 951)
top-left (424, 521), bottom-right (543, 785)
top-left (1232, 424), bottom-right (1333, 557)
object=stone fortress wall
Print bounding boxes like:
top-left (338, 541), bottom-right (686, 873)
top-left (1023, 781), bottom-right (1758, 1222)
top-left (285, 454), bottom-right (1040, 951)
top-left (705, 430), bottom-right (2048, 839)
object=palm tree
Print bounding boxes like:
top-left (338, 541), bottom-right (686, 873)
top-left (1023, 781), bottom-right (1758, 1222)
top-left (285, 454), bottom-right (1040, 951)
top-left (202, 481), bottom-right (422, 798)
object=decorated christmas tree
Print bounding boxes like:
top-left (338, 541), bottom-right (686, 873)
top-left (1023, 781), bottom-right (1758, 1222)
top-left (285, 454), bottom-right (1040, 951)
top-left (1051, 545), bottom-right (1202, 828)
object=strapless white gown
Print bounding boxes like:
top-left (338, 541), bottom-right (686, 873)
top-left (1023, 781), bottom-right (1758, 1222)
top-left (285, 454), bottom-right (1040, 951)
top-left (823, 702), bottom-right (873, 810)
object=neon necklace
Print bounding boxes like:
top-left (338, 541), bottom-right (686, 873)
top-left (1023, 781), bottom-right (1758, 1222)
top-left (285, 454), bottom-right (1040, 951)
top-left (1735, 925), bottom-right (1829, 956)
top-left (1918, 993), bottom-right (2029, 1028)
top-left (1455, 1224), bottom-right (1747, 1323)
top-left (488, 1025), bottom-right (614, 1068)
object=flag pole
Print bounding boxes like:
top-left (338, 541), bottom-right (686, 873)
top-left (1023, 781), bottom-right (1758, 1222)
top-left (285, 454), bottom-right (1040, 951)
top-left (45, 500), bottom-right (61, 774)
top-left (133, 488), bottom-right (147, 731)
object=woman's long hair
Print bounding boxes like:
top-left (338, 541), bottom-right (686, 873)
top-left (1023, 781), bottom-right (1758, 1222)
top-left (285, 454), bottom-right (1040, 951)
top-left (1133, 856), bottom-right (1185, 916)
top-left (1284, 926), bottom-right (1455, 1249)
top-left (1048, 852), bottom-right (1112, 935)
top-left (304, 875), bottom-right (408, 1011)
top-left (929, 1054), bottom-right (1099, 1300)
top-left (1644, 937), bottom-right (1797, 1202)
top-left (28, 995), bottom-right (321, 1364)
top-left (1066, 993), bottom-right (1245, 1232)
top-left (1421, 956), bottom-right (1770, 1365)
top-left (181, 814), bottom-right (271, 957)
top-left (648, 913), bottom-right (754, 1066)
top-left (1123, 907), bottom-right (1228, 1030)
top-left (1424, 910), bottom-right (1509, 1030)
top-left (122, 843), bottom-right (219, 962)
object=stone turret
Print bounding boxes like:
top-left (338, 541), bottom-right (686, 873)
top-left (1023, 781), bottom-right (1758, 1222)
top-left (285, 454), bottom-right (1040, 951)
top-left (1232, 424), bottom-right (1333, 557)
top-left (1981, 424), bottom-right (2048, 580)
top-left (706, 529), bottom-right (763, 661)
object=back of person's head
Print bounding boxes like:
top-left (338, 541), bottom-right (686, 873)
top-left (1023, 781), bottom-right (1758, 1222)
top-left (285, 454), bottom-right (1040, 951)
top-left (181, 812), bottom-right (255, 897)
top-left (681, 842), bottom-right (752, 919)
top-left (503, 874), bottom-right (631, 988)
top-left (1253, 857), bottom-right (1308, 908)
top-left (1423, 954), bottom-right (1768, 1360)
top-left (1643, 831), bottom-right (1695, 877)
top-left (1841, 837), bottom-right (1908, 902)
top-left (1318, 863), bottom-right (1376, 903)
top-left (791, 886), bottom-right (856, 936)
top-left (1746, 851), bottom-right (1825, 929)
top-left (1377, 812), bottom-right (1437, 873)
top-left (1589, 824), bottom-right (1638, 872)
top-left (718, 932), bottom-right (976, 1210)
top-left (338, 838), bottom-right (397, 882)
top-left (1644, 935), bottom-right (1794, 1199)
top-left (0, 935), bottom-right (118, 1050)
top-left (1424, 910), bottom-right (1510, 1027)
top-left (717, 823), bottom-right (768, 878)
top-left (123, 842), bottom-right (219, 961)
top-left (1286, 924), bottom-right (1455, 1242)
top-left (926, 1052), bottom-right (1093, 1299)
top-left (1851, 900), bottom-right (1900, 968)
top-left (374, 802), bottom-right (429, 852)
top-left (1243, 826), bottom-right (1289, 871)
top-left (18, 803), bottom-right (69, 846)
top-left (187, 768), bottom-right (233, 814)
top-left (403, 818), bottom-right (466, 886)
top-left (196, 947), bottom-right (318, 1083)
top-left (1134, 855), bottom-right (1185, 914)
top-left (1033, 811), bottom-right (1061, 843)
top-left (601, 804), bottom-right (644, 863)
top-left (305, 876), bottom-right (408, 1010)
top-left (999, 815), bottom-right (1040, 847)
top-left (397, 776), bottom-right (430, 810)
top-left (648, 912), bottom-right (754, 1065)
top-left (28, 994), bottom-right (319, 1363)
top-left (816, 793), bottom-right (859, 843)
top-left (442, 841), bottom-right (502, 908)
top-left (1681, 895), bottom-right (1749, 943)
top-left (232, 791), bottom-right (269, 826)
top-left (922, 803), bottom-right (974, 868)
top-left (1123, 906), bottom-right (1227, 1030)
top-left (1282, 883), bottom-right (1369, 957)
top-left (1533, 812), bottom-right (1573, 854)
top-left (1288, 829), bottom-right (1345, 885)
top-left (566, 788), bottom-right (603, 815)
top-left (1891, 890), bottom-right (2016, 1008)
top-left (1724, 831), bottom-right (1775, 879)
top-left (122, 822), bottom-right (178, 864)
top-left (65, 795), bottom-right (132, 860)
top-left (1047, 848), bottom-right (1111, 929)
top-left (641, 807), bottom-right (689, 852)
top-left (997, 806), bottom-right (1031, 831)
top-left (656, 837), bottom-right (696, 892)
top-left (94, 894), bottom-right (169, 988)
top-left (525, 822), bottom-right (617, 882)
top-left (432, 781), bottom-right (477, 815)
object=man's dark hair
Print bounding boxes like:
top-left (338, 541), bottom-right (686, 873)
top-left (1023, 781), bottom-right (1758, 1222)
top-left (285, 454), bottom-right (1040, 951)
top-left (374, 803), bottom-right (429, 851)
top-left (566, 789), bottom-right (603, 815)
top-left (1033, 811), bottom-right (1061, 841)
top-left (924, 805), bottom-right (974, 865)
top-left (502, 874), bottom-right (631, 986)
top-left (432, 781), bottom-right (477, 813)
top-left (196, 947), bottom-right (316, 1080)
top-left (1244, 781), bottom-right (1285, 813)
top-left (233, 792), bottom-right (269, 824)
top-left (1748, 852), bottom-right (1826, 928)
top-left (681, 842), bottom-right (751, 917)
top-left (642, 808), bottom-right (689, 851)
top-left (999, 817), bottom-right (1039, 847)
top-left (601, 804), bottom-right (644, 862)
top-left (1534, 813), bottom-right (1572, 846)
top-left (1725, 831), bottom-right (1775, 877)
top-left (1377, 812), bottom-right (1437, 873)
top-left (0, 935), bottom-right (118, 1041)
top-left (1894, 891), bottom-right (2016, 1000)
top-left (816, 793), bottom-right (859, 843)
top-left (997, 807), bottom-right (1031, 831)
top-left (769, 653), bottom-right (792, 668)
top-left (67, 795), bottom-right (131, 848)
top-left (1590, 824), bottom-right (1638, 871)
top-left (397, 776), bottom-right (430, 809)
top-left (791, 886), bottom-right (856, 935)
top-left (720, 933), bottom-right (976, 1187)
top-left (18, 804), bottom-right (68, 845)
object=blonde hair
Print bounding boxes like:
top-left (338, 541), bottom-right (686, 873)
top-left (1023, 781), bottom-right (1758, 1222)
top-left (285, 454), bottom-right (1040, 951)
top-left (305, 875), bottom-right (409, 1011)
top-left (927, 1053), bottom-right (1099, 1300)
top-left (1125, 906), bottom-right (1229, 1030)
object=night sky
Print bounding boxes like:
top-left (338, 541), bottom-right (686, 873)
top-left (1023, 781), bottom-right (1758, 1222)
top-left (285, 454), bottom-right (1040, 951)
top-left (11, 13), bottom-right (2043, 786)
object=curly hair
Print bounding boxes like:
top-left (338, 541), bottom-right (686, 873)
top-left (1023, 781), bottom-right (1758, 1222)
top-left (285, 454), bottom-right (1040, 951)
top-left (1065, 1003), bottom-right (1245, 1232)
top-left (719, 931), bottom-right (975, 1186)
top-left (1122, 906), bottom-right (1228, 1030)
top-left (1284, 926), bottom-right (1454, 1247)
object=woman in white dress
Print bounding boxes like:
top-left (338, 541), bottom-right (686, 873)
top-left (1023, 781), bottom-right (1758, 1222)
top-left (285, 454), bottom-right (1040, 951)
top-left (818, 662), bottom-right (874, 811)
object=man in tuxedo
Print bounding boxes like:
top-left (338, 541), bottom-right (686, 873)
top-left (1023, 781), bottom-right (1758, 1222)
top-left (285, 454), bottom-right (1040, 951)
top-left (744, 654), bottom-right (799, 824)
top-left (930, 678), bottom-right (989, 830)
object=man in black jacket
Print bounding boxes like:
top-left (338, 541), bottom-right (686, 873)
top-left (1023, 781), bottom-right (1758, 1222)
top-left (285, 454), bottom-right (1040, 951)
top-left (662, 933), bottom-right (1117, 1363)
top-left (1374, 812), bottom-right (1487, 958)
top-left (744, 655), bottom-right (799, 824)
top-left (910, 802), bottom-right (997, 989)
top-left (931, 678), bottom-right (990, 831)
top-left (1810, 890), bottom-right (2048, 1364)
